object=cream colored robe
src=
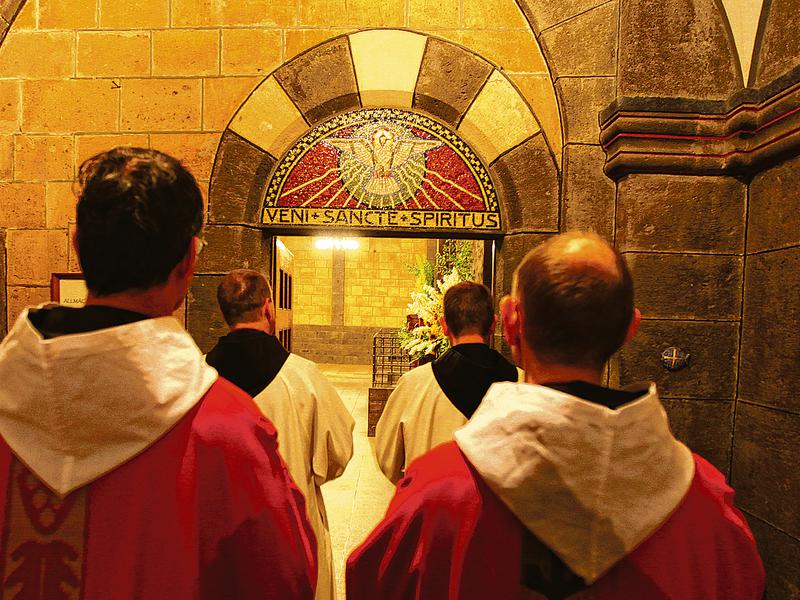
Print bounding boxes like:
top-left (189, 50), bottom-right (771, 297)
top-left (375, 363), bottom-right (469, 484)
top-left (455, 381), bottom-right (695, 582)
top-left (253, 354), bottom-right (354, 600)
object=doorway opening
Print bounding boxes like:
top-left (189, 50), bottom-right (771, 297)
top-left (271, 235), bottom-right (495, 365)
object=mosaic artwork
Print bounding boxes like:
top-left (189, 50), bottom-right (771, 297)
top-left (262, 109), bottom-right (501, 232)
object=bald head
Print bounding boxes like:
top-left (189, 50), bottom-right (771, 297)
top-left (512, 232), bottom-right (634, 369)
top-left (217, 269), bottom-right (272, 327)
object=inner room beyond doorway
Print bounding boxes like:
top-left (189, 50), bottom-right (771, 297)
top-left (279, 235), bottom-right (489, 365)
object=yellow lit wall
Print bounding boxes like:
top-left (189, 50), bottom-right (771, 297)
top-left (344, 237), bottom-right (428, 328)
top-left (0, 0), bottom-right (556, 326)
top-left (281, 236), bottom-right (332, 326)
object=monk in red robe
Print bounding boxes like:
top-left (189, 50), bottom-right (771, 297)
top-left (347, 232), bottom-right (764, 600)
top-left (0, 147), bottom-right (317, 599)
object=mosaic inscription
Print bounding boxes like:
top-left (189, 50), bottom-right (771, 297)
top-left (263, 109), bottom-right (501, 232)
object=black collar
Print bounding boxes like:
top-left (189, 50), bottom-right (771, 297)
top-left (28, 305), bottom-right (150, 339)
top-left (431, 343), bottom-right (518, 419)
top-left (205, 329), bottom-right (290, 398)
top-left (541, 380), bottom-right (644, 410)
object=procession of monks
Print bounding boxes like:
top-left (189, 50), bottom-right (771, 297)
top-left (0, 148), bottom-right (764, 599)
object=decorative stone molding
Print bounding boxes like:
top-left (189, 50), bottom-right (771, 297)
top-left (600, 66), bottom-right (800, 180)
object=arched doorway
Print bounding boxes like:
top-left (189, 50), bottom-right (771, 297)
top-left (194, 28), bottom-right (561, 353)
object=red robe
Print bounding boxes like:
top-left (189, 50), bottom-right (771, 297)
top-left (0, 378), bottom-right (317, 600)
top-left (346, 442), bottom-right (765, 600)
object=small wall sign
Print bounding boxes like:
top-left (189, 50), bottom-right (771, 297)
top-left (50, 273), bottom-right (88, 307)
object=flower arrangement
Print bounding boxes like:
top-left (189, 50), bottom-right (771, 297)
top-left (398, 241), bottom-right (476, 361)
top-left (398, 267), bottom-right (462, 360)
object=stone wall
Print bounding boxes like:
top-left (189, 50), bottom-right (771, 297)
top-left (735, 154), bottom-right (800, 599)
top-left (602, 1), bottom-right (800, 596)
top-left (293, 324), bottom-right (378, 365)
top-left (343, 238), bottom-right (427, 329)
top-left (611, 174), bottom-right (746, 474)
top-left (283, 236), bottom-right (333, 326)
top-left (285, 236), bottom-right (430, 364)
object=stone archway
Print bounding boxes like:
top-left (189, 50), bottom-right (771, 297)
top-left (193, 28), bottom-right (562, 351)
top-left (207, 29), bottom-right (560, 237)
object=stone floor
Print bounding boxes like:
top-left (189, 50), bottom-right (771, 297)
top-left (318, 364), bottom-right (395, 599)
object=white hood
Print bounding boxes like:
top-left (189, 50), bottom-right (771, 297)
top-left (454, 382), bottom-right (694, 584)
top-left (0, 308), bottom-right (218, 497)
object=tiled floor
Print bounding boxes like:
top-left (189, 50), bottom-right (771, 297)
top-left (318, 364), bottom-right (395, 599)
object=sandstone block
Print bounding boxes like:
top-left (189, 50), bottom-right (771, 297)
top-left (0, 31), bottom-right (74, 78)
top-left (562, 143), bottom-right (614, 239)
top-left (408, 0), bottom-right (459, 28)
top-left (14, 135), bottom-right (73, 181)
top-left (99, 0), bottom-right (169, 28)
top-left (8, 0), bottom-right (35, 29)
top-left (120, 79), bottom-right (201, 132)
top-left (0, 79), bottom-right (20, 132)
top-left (150, 132), bottom-right (220, 181)
top-left (45, 181), bottom-right (77, 228)
top-left (509, 74), bottom-right (563, 165)
top-left (274, 36), bottom-right (360, 125)
top-left (77, 32), bottom-right (150, 78)
top-left (0, 183), bottom-right (46, 227)
top-left (0, 229), bottom-right (4, 335)
top-left (443, 30), bottom-right (548, 74)
top-left (6, 229), bottom-right (69, 285)
top-left (39, 0), bottom-right (96, 29)
top-left (153, 29), bottom-right (220, 77)
top-left (0, 134), bottom-right (11, 180)
top-left (285, 29), bottom-right (347, 59)
top-left (463, 0), bottom-right (527, 29)
top-left (75, 134), bottom-right (150, 170)
top-left (24, 79), bottom-right (119, 134)
top-left (228, 76), bottom-right (306, 156)
top-left (459, 70), bottom-right (540, 164)
top-left (740, 247), bottom-right (800, 413)
top-left (617, 174), bottom-right (746, 253)
top-left (299, 0), bottom-right (403, 27)
top-left (221, 28), bottom-right (282, 76)
top-left (172, 0), bottom-right (296, 27)
top-left (732, 403), bottom-right (800, 538)
top-left (6, 286), bottom-right (50, 330)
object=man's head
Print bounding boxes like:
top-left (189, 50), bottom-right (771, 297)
top-left (502, 232), bottom-right (640, 373)
top-left (217, 269), bottom-right (275, 332)
top-left (75, 147), bottom-right (204, 304)
top-left (440, 281), bottom-right (496, 344)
